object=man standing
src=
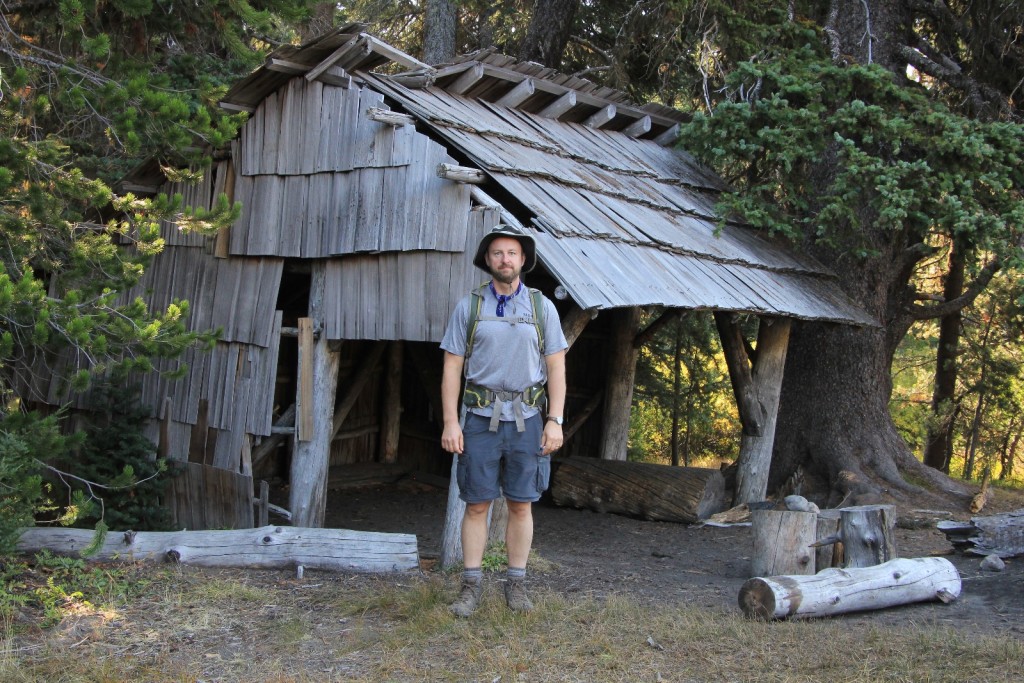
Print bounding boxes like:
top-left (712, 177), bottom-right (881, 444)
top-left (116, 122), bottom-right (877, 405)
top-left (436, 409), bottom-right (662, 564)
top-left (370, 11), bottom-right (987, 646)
top-left (440, 224), bottom-right (568, 617)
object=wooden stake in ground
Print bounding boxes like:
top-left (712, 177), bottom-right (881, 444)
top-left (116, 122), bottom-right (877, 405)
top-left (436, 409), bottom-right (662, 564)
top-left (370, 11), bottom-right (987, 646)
top-left (739, 557), bottom-right (961, 620)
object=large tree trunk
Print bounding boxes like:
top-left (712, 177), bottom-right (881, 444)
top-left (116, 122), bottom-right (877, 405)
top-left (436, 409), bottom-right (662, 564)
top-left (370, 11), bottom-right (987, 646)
top-left (771, 1), bottom-right (971, 505)
top-left (518, 0), bottom-right (579, 68)
top-left (422, 0), bottom-right (457, 65)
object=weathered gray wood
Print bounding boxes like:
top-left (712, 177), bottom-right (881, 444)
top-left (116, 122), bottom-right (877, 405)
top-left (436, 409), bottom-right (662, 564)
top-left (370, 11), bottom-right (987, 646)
top-left (448, 63), bottom-right (485, 95)
top-left (840, 504), bottom-right (897, 568)
top-left (266, 58), bottom-right (308, 75)
top-left (366, 106), bottom-right (415, 127)
top-left (653, 123), bottom-right (679, 146)
top-left (600, 307), bottom-right (640, 461)
top-left (495, 78), bottom-right (535, 107)
top-left (167, 462), bottom-right (254, 530)
top-left (716, 314), bottom-right (791, 504)
top-left (440, 457), bottom-right (467, 570)
top-left (330, 342), bottom-right (387, 441)
top-left (437, 163), bottom-right (486, 184)
top-left (584, 104), bottom-right (617, 128)
top-left (16, 525), bottom-right (419, 573)
top-left (549, 457), bottom-right (725, 523)
top-left (290, 264), bottom-right (342, 528)
top-left (739, 557), bottom-right (961, 620)
top-left (937, 509), bottom-right (1024, 557)
top-left (621, 115), bottom-right (651, 137)
top-left (815, 509), bottom-right (844, 570)
top-left (560, 302), bottom-right (596, 349)
top-left (751, 509), bottom-right (817, 577)
top-left (538, 91), bottom-right (576, 119)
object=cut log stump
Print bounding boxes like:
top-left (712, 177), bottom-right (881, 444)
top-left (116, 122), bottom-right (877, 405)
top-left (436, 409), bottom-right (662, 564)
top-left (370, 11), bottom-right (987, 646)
top-left (751, 509), bottom-right (817, 577)
top-left (739, 557), bottom-right (961, 620)
top-left (549, 456), bottom-right (725, 523)
top-left (839, 504), bottom-right (897, 568)
top-left (16, 525), bottom-right (419, 573)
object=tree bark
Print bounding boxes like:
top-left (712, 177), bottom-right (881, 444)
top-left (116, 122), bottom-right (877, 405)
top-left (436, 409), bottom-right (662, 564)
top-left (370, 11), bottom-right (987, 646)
top-left (422, 0), bottom-right (457, 65)
top-left (518, 0), bottom-right (580, 68)
top-left (549, 456), bottom-right (725, 523)
top-left (739, 557), bottom-right (961, 620)
top-left (600, 307), bottom-right (640, 461)
top-left (750, 509), bottom-right (817, 577)
top-left (923, 242), bottom-right (965, 471)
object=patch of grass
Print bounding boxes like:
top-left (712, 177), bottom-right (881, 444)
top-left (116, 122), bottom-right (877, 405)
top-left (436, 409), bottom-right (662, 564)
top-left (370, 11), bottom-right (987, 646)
top-left (4, 567), bottom-right (1023, 682)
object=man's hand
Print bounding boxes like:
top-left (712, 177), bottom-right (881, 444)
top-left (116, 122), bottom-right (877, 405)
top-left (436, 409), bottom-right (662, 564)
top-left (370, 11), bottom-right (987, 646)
top-left (442, 422), bottom-right (464, 455)
top-left (541, 421), bottom-right (563, 455)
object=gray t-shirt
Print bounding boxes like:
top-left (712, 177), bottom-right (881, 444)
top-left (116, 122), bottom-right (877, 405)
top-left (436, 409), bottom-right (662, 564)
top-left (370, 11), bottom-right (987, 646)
top-left (441, 284), bottom-right (568, 422)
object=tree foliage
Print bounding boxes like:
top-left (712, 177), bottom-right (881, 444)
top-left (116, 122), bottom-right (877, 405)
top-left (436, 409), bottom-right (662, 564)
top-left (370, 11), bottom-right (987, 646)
top-left (1, 0), bottom-right (322, 544)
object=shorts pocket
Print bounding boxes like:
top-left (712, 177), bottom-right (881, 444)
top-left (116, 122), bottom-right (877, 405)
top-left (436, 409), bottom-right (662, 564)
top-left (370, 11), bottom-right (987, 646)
top-left (535, 454), bottom-right (551, 493)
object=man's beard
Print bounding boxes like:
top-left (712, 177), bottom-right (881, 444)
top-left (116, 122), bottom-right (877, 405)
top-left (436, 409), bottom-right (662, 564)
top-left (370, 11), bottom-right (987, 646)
top-left (490, 267), bottom-right (520, 285)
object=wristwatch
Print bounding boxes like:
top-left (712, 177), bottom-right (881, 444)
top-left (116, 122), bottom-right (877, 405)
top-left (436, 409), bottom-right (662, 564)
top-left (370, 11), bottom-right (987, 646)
top-left (546, 415), bottom-right (564, 425)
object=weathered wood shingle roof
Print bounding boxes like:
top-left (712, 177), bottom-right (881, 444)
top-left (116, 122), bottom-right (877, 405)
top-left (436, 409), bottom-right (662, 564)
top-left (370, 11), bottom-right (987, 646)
top-left (221, 26), bottom-right (875, 326)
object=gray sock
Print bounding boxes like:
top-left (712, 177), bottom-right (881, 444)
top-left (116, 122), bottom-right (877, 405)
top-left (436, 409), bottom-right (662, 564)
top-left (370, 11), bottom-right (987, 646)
top-left (506, 566), bottom-right (526, 580)
top-left (463, 567), bottom-right (483, 583)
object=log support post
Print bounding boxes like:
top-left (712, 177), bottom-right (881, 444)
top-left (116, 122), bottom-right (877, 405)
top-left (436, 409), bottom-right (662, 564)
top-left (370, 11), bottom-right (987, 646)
top-left (379, 341), bottom-right (403, 464)
top-left (600, 307), bottom-right (641, 461)
top-left (714, 313), bottom-right (791, 504)
top-left (289, 264), bottom-right (341, 528)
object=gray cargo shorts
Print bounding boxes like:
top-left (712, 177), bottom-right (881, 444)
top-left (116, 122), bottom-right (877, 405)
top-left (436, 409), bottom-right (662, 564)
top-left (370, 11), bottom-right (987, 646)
top-left (457, 412), bottom-right (551, 503)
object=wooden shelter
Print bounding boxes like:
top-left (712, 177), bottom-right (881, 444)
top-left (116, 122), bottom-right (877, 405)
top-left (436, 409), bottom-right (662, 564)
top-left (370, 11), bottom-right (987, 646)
top-left (26, 25), bottom-right (873, 529)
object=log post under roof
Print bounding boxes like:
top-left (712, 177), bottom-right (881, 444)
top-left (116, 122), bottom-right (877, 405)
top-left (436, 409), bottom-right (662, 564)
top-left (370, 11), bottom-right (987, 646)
top-left (600, 307), bottom-right (641, 460)
top-left (380, 341), bottom-right (403, 464)
top-left (289, 263), bottom-right (341, 528)
top-left (714, 312), bottom-right (791, 504)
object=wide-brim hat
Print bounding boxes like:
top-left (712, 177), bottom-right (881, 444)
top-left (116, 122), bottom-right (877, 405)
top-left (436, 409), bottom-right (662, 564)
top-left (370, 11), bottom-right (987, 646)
top-left (472, 224), bottom-right (537, 273)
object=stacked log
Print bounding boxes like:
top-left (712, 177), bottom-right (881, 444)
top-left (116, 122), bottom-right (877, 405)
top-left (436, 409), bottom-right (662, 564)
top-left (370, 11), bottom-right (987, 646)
top-left (549, 457), bottom-right (726, 523)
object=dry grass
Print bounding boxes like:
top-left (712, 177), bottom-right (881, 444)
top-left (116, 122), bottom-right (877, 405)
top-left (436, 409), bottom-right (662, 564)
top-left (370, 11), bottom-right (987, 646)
top-left (3, 563), bottom-right (1023, 683)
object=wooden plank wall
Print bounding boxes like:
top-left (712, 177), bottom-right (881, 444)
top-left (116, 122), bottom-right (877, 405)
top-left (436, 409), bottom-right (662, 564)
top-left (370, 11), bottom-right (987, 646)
top-left (167, 462), bottom-right (254, 530)
top-left (231, 78), bottom-right (471, 258)
top-left (323, 206), bottom-right (498, 343)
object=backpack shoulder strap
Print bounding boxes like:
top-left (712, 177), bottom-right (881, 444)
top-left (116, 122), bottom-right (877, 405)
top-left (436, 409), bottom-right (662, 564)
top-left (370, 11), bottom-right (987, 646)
top-left (465, 283), bottom-right (488, 360)
top-left (529, 288), bottom-right (545, 353)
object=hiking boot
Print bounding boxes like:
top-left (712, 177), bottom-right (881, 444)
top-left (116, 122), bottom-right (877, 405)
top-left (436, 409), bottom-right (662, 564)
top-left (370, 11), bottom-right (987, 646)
top-left (449, 579), bottom-right (483, 618)
top-left (504, 577), bottom-right (533, 612)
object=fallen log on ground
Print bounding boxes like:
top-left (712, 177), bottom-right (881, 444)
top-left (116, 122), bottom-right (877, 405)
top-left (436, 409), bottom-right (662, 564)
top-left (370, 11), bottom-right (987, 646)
top-left (16, 525), bottom-right (419, 573)
top-left (549, 456), bottom-right (725, 523)
top-left (738, 557), bottom-right (961, 620)
top-left (937, 508), bottom-right (1024, 557)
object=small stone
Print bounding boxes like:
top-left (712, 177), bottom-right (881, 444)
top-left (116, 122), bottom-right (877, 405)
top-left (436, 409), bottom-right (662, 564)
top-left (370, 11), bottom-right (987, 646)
top-left (784, 495), bottom-right (811, 512)
top-left (980, 554), bottom-right (1006, 572)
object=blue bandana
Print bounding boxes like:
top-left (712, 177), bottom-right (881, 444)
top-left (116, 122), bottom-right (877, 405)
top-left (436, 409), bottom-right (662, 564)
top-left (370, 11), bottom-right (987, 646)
top-left (490, 281), bottom-right (522, 317)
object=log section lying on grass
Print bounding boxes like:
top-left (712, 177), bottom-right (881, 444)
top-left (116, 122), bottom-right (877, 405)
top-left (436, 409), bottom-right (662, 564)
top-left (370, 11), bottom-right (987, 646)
top-left (738, 557), bottom-right (961, 620)
top-left (549, 456), bottom-right (725, 523)
top-left (16, 525), bottom-right (419, 573)
top-left (937, 508), bottom-right (1024, 558)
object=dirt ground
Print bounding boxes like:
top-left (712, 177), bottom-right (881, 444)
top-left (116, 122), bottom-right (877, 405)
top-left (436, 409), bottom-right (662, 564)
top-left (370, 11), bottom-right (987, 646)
top-left (323, 478), bottom-right (1024, 635)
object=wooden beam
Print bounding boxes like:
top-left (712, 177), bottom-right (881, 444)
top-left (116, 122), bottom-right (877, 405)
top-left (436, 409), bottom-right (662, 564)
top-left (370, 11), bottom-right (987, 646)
top-left (560, 303), bottom-right (597, 349)
top-left (305, 35), bottom-right (360, 82)
top-left (314, 65), bottom-right (352, 88)
top-left (437, 163), bottom-right (486, 184)
top-left (654, 123), bottom-right (680, 146)
top-left (266, 58), bottom-right (309, 75)
top-left (380, 341), bottom-right (403, 464)
top-left (622, 115), bottom-right (652, 138)
top-left (296, 317), bottom-right (315, 441)
top-left (218, 101), bottom-right (254, 113)
top-left (634, 309), bottom-right (681, 348)
top-left (495, 78), bottom-right (535, 107)
top-left (366, 107), bottom-right (415, 127)
top-left (538, 90), bottom-right (577, 119)
top-left (583, 104), bottom-right (617, 129)
top-left (363, 33), bottom-right (430, 70)
top-left (448, 63), bottom-right (486, 95)
top-left (600, 307), bottom-right (641, 461)
top-left (290, 265), bottom-right (342, 528)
